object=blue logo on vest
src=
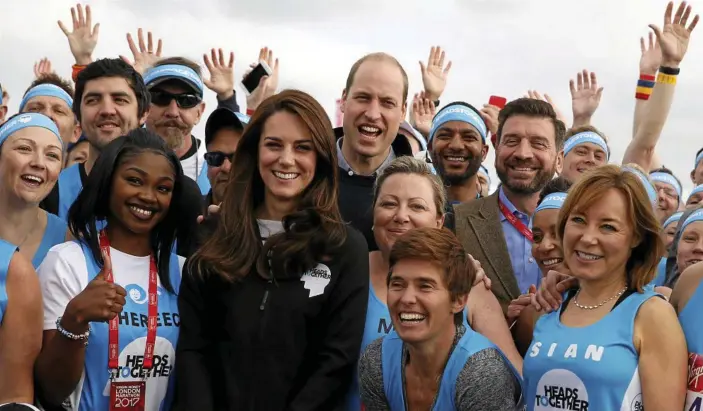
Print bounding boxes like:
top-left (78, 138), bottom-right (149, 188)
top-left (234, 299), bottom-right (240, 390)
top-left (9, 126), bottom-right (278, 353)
top-left (535, 369), bottom-right (589, 410)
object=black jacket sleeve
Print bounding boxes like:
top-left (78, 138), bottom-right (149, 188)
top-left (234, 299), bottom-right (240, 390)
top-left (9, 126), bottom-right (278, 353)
top-left (216, 90), bottom-right (240, 113)
top-left (286, 228), bottom-right (370, 411)
top-left (172, 268), bottom-right (216, 411)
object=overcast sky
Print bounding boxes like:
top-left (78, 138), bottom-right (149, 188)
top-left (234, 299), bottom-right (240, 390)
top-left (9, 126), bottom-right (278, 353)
top-left (1, 0), bottom-right (700, 193)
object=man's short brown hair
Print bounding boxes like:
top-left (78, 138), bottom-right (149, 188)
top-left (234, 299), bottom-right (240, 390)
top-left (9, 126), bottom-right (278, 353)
top-left (496, 98), bottom-right (566, 150)
top-left (345, 53), bottom-right (408, 103)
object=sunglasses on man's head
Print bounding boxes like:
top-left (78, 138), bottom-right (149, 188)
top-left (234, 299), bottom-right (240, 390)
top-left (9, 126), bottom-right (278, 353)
top-left (204, 151), bottom-right (235, 167)
top-left (150, 90), bottom-right (202, 109)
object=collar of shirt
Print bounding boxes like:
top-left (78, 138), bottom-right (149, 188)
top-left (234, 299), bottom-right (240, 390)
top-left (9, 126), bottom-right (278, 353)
top-left (498, 186), bottom-right (529, 222)
top-left (336, 137), bottom-right (396, 177)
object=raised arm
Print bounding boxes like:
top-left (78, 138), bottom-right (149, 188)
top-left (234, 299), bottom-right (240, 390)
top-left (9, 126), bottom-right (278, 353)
top-left (0, 252), bottom-right (43, 404)
top-left (623, 1), bottom-right (699, 172)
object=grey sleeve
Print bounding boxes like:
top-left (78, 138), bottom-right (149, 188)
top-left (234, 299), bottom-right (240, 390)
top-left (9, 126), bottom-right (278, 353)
top-left (358, 338), bottom-right (391, 411)
top-left (455, 348), bottom-right (522, 411)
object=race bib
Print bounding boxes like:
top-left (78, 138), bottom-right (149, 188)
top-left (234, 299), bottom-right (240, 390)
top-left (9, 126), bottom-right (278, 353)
top-left (110, 381), bottom-right (146, 411)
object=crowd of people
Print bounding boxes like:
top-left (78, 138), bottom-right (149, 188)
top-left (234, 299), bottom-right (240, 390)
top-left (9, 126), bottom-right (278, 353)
top-left (1, 1), bottom-right (703, 410)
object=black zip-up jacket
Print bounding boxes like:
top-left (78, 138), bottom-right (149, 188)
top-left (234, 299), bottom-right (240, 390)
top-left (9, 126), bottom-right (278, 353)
top-left (173, 226), bottom-right (369, 411)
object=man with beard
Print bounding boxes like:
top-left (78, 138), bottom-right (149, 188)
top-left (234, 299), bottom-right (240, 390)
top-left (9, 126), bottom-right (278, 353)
top-left (453, 98), bottom-right (564, 312)
top-left (428, 102), bottom-right (489, 205)
top-left (145, 57), bottom-right (240, 182)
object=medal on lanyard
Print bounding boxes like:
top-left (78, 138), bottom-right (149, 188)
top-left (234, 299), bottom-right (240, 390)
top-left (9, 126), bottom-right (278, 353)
top-left (100, 230), bottom-right (158, 411)
top-left (498, 199), bottom-right (533, 242)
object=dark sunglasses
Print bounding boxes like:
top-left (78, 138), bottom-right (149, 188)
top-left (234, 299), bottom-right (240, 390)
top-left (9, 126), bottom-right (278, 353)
top-left (204, 151), bottom-right (235, 167)
top-left (150, 90), bottom-right (202, 109)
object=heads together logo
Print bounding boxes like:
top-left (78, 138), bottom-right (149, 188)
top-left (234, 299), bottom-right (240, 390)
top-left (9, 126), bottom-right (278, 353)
top-left (125, 284), bottom-right (163, 305)
top-left (535, 369), bottom-right (589, 410)
top-left (300, 263), bottom-right (331, 298)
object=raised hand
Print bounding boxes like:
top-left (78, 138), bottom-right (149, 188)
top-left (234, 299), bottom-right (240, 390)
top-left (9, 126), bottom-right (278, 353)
top-left (410, 91), bottom-right (435, 137)
top-left (420, 46), bottom-right (452, 101)
top-left (204, 48), bottom-right (235, 100)
top-left (570, 70), bottom-right (603, 125)
top-left (526, 90), bottom-right (568, 126)
top-left (63, 251), bottom-right (126, 327)
top-left (649, 1), bottom-right (699, 67)
top-left (245, 47), bottom-right (280, 112)
top-left (480, 104), bottom-right (500, 136)
top-left (33, 58), bottom-right (54, 79)
top-left (119, 28), bottom-right (163, 75)
top-left (640, 32), bottom-right (662, 75)
top-left (57, 3), bottom-right (100, 65)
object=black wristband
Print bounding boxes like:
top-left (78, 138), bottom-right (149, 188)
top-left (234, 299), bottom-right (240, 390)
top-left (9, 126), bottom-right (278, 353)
top-left (659, 66), bottom-right (681, 75)
top-left (433, 99), bottom-right (440, 108)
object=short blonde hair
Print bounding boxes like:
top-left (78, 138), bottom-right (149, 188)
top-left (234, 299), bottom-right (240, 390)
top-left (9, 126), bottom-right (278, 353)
top-left (557, 164), bottom-right (663, 291)
top-left (373, 156), bottom-right (446, 217)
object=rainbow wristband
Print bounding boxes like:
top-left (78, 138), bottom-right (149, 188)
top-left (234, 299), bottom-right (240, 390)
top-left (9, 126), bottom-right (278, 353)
top-left (636, 74), bottom-right (655, 100)
top-left (657, 72), bottom-right (678, 85)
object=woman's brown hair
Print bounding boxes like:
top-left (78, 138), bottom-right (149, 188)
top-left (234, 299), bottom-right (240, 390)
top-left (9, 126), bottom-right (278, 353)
top-left (556, 164), bottom-right (664, 291)
top-left (189, 89), bottom-right (346, 281)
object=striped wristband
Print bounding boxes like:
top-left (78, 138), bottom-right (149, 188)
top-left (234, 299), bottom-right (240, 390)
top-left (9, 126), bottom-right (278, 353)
top-left (636, 74), bottom-right (655, 100)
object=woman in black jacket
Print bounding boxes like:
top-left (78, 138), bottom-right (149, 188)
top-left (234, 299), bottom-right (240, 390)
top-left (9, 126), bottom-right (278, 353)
top-left (173, 89), bottom-right (369, 411)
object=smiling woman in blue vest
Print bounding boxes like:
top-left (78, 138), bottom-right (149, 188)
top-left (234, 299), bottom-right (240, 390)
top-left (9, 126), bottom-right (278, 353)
top-left (358, 227), bottom-right (523, 410)
top-left (34, 129), bottom-right (194, 410)
top-left (0, 112), bottom-right (67, 268)
top-left (174, 90), bottom-right (369, 410)
top-left (522, 165), bottom-right (687, 410)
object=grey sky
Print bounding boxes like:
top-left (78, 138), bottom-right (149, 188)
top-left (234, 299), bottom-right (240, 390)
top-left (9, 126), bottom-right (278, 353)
top-left (0, 0), bottom-right (700, 194)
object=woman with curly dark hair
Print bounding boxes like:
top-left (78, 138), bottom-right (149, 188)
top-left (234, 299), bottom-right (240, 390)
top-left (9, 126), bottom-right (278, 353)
top-left (174, 90), bottom-right (369, 411)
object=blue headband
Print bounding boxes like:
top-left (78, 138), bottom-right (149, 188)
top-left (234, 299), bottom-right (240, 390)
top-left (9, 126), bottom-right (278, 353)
top-left (535, 192), bottom-right (568, 214)
top-left (680, 209), bottom-right (703, 234)
top-left (688, 185), bottom-right (703, 202)
top-left (19, 84), bottom-right (73, 112)
top-left (429, 105), bottom-right (487, 143)
top-left (0, 113), bottom-right (62, 148)
top-left (650, 172), bottom-right (682, 199)
top-left (144, 65), bottom-right (204, 97)
top-left (563, 132), bottom-right (609, 159)
top-left (623, 166), bottom-right (657, 206)
top-left (696, 152), bottom-right (703, 169)
top-left (663, 211), bottom-right (684, 229)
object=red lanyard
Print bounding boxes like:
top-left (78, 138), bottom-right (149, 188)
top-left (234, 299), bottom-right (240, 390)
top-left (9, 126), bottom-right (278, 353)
top-left (498, 199), bottom-right (533, 242)
top-left (99, 230), bottom-right (159, 371)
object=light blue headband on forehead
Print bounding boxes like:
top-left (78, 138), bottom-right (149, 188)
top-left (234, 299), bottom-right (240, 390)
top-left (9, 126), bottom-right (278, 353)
top-left (563, 132), bottom-right (609, 159)
top-left (650, 172), bottom-right (682, 198)
top-left (0, 113), bottom-right (62, 148)
top-left (688, 185), bottom-right (703, 202)
top-left (143, 65), bottom-right (204, 96)
top-left (19, 84), bottom-right (73, 112)
top-left (680, 209), bottom-right (703, 234)
top-left (535, 192), bottom-right (568, 214)
top-left (429, 104), bottom-right (487, 143)
top-left (623, 166), bottom-right (657, 206)
top-left (696, 152), bottom-right (703, 169)
top-left (663, 211), bottom-right (684, 229)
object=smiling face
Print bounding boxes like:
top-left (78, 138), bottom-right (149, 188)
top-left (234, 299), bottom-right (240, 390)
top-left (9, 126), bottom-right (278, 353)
top-left (430, 120), bottom-right (487, 185)
top-left (654, 181), bottom-right (679, 222)
top-left (532, 208), bottom-right (567, 276)
top-left (22, 95), bottom-right (77, 145)
top-left (677, 221), bottom-right (703, 272)
top-left (258, 111), bottom-right (317, 207)
top-left (80, 77), bottom-right (141, 150)
top-left (373, 173), bottom-right (443, 255)
top-left (495, 115), bottom-right (562, 195)
top-left (341, 58), bottom-right (406, 160)
top-left (146, 82), bottom-right (205, 150)
top-left (0, 127), bottom-right (63, 205)
top-left (387, 258), bottom-right (465, 344)
top-left (108, 151), bottom-right (175, 236)
top-left (562, 188), bottom-right (638, 283)
top-left (562, 142), bottom-right (607, 183)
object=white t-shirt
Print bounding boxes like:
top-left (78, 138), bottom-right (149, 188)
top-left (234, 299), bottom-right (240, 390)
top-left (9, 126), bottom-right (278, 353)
top-left (37, 241), bottom-right (185, 411)
top-left (179, 138), bottom-right (206, 182)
